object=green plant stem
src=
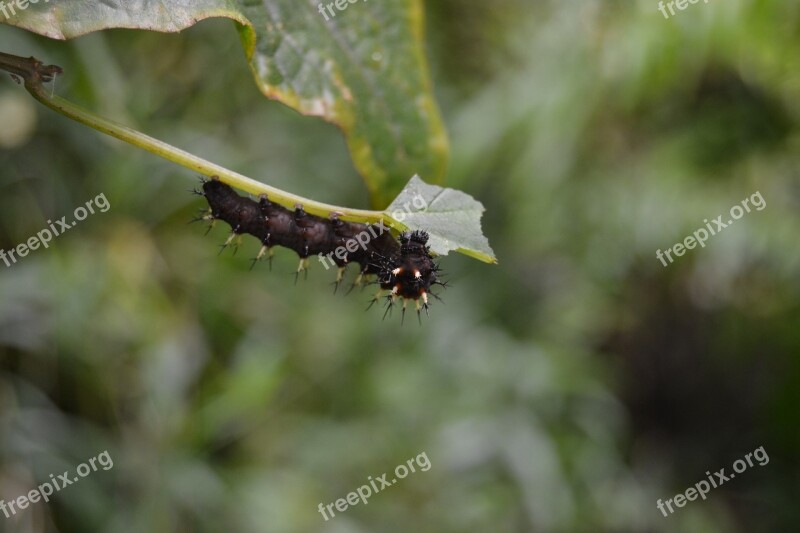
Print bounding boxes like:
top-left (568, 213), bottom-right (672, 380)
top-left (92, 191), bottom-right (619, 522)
top-left (0, 52), bottom-right (386, 224)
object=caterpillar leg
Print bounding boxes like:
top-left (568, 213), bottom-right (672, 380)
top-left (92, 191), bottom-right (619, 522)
top-left (332, 266), bottom-right (347, 294)
top-left (294, 257), bottom-right (310, 284)
top-left (414, 293), bottom-right (430, 326)
top-left (218, 228), bottom-right (242, 255)
top-left (347, 266), bottom-right (369, 295)
top-left (203, 217), bottom-right (217, 236)
top-left (382, 297), bottom-right (395, 320)
top-left (189, 208), bottom-right (214, 224)
top-left (381, 287), bottom-right (401, 320)
top-left (250, 244), bottom-right (274, 271)
top-left (366, 289), bottom-right (385, 311)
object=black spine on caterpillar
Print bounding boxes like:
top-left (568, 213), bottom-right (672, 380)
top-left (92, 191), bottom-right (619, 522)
top-left (200, 177), bottom-right (441, 311)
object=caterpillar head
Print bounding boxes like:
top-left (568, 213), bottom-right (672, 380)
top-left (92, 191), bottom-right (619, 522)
top-left (380, 231), bottom-right (439, 302)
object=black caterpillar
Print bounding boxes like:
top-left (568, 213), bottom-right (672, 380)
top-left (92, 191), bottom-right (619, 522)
top-left (196, 176), bottom-right (443, 319)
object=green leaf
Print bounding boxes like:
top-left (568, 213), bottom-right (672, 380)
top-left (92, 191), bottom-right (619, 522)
top-left (2, 0), bottom-right (449, 207)
top-left (384, 176), bottom-right (497, 264)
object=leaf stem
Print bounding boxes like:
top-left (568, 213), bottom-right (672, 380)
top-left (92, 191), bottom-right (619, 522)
top-left (0, 52), bottom-right (386, 224)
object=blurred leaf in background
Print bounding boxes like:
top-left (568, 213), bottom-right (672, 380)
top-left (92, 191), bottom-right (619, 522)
top-left (4, 0), bottom-right (449, 206)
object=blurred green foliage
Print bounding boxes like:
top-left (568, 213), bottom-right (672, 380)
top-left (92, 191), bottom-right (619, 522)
top-left (1, 1), bottom-right (799, 532)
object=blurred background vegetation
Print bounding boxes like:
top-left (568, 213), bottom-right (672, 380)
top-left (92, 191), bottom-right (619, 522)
top-left (1, 0), bottom-right (799, 531)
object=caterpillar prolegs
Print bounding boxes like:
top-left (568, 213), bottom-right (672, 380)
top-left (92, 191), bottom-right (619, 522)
top-left (196, 177), bottom-right (444, 319)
